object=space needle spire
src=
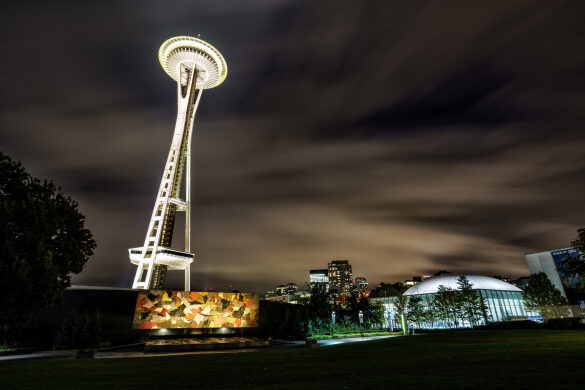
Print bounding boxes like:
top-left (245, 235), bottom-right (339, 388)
top-left (129, 36), bottom-right (227, 290)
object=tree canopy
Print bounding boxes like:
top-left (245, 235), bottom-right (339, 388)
top-left (457, 276), bottom-right (487, 325)
top-left (306, 282), bottom-right (331, 322)
top-left (560, 228), bottom-right (585, 294)
top-left (523, 272), bottom-right (569, 319)
top-left (0, 152), bottom-right (96, 343)
top-left (431, 285), bottom-right (460, 328)
top-left (405, 295), bottom-right (425, 328)
top-left (345, 290), bottom-right (384, 326)
top-left (369, 282), bottom-right (407, 298)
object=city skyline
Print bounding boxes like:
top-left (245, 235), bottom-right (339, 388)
top-left (1, 1), bottom-right (585, 292)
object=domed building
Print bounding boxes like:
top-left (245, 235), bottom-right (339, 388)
top-left (404, 275), bottom-right (527, 326)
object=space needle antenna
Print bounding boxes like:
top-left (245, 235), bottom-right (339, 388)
top-left (129, 36), bottom-right (227, 290)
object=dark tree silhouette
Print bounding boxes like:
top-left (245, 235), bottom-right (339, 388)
top-left (0, 152), bottom-right (96, 343)
top-left (346, 291), bottom-right (384, 326)
top-left (369, 282), bottom-right (407, 298)
top-left (306, 282), bottom-right (331, 322)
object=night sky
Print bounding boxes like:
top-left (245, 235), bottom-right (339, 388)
top-left (2, 1), bottom-right (584, 293)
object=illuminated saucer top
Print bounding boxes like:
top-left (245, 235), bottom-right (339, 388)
top-left (158, 36), bottom-right (227, 89)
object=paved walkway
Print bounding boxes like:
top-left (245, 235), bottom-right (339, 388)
top-left (0, 351), bottom-right (76, 361)
top-left (317, 335), bottom-right (397, 346)
top-left (0, 335), bottom-right (398, 361)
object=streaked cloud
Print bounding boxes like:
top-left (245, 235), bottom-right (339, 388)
top-left (1, 1), bottom-right (584, 292)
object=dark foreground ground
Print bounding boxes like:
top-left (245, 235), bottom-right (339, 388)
top-left (1, 330), bottom-right (584, 389)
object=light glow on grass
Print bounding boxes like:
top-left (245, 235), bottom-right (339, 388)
top-left (311, 330), bottom-right (402, 340)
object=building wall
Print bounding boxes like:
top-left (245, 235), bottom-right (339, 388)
top-left (525, 250), bottom-right (569, 297)
top-left (478, 290), bottom-right (526, 321)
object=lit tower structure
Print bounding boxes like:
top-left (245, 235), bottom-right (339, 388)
top-left (129, 36), bottom-right (227, 290)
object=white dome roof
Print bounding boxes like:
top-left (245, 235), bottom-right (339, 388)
top-left (404, 275), bottom-right (521, 296)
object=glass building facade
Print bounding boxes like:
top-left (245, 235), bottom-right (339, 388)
top-left (479, 289), bottom-right (526, 321)
top-left (404, 275), bottom-right (528, 327)
top-left (410, 289), bottom-right (525, 325)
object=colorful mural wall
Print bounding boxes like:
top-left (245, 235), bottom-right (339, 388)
top-left (132, 290), bottom-right (259, 329)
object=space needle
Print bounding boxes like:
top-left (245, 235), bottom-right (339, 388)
top-left (129, 36), bottom-right (227, 290)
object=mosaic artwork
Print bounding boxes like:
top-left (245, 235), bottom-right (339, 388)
top-left (133, 290), bottom-right (259, 329)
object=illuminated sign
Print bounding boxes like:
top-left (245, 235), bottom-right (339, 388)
top-left (132, 290), bottom-right (259, 329)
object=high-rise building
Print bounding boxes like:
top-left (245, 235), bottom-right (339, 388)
top-left (129, 36), bottom-right (228, 290)
top-left (309, 269), bottom-right (329, 291)
top-left (328, 260), bottom-right (353, 295)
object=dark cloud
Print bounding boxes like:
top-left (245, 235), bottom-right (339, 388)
top-left (355, 64), bottom-right (516, 132)
top-left (1, 1), bottom-right (585, 292)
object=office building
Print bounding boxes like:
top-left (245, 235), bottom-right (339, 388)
top-left (309, 269), bottom-right (329, 291)
top-left (328, 260), bottom-right (353, 295)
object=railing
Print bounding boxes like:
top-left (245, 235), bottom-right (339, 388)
top-left (130, 248), bottom-right (194, 259)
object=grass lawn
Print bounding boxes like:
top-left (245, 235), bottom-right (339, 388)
top-left (1, 330), bottom-right (584, 389)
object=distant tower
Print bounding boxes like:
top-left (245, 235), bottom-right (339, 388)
top-left (129, 36), bottom-right (227, 290)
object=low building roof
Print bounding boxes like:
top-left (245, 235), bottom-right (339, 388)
top-left (404, 275), bottom-right (522, 296)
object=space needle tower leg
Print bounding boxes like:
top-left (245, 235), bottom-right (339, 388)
top-left (129, 36), bottom-right (227, 291)
top-left (131, 66), bottom-right (201, 290)
top-left (184, 109), bottom-right (194, 291)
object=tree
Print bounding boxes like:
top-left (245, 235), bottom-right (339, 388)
top-left (456, 276), bottom-right (485, 326)
top-left (369, 282), bottom-right (407, 298)
top-left (0, 152), bottom-right (96, 344)
top-left (307, 283), bottom-right (331, 322)
top-left (394, 291), bottom-right (407, 316)
top-left (305, 283), bottom-right (333, 333)
top-left (346, 291), bottom-right (384, 326)
top-left (432, 285), bottom-right (461, 328)
top-left (406, 295), bottom-right (426, 329)
top-left (559, 228), bottom-right (585, 293)
top-left (423, 297), bottom-right (437, 327)
top-left (393, 291), bottom-right (408, 331)
top-left (523, 272), bottom-right (569, 320)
